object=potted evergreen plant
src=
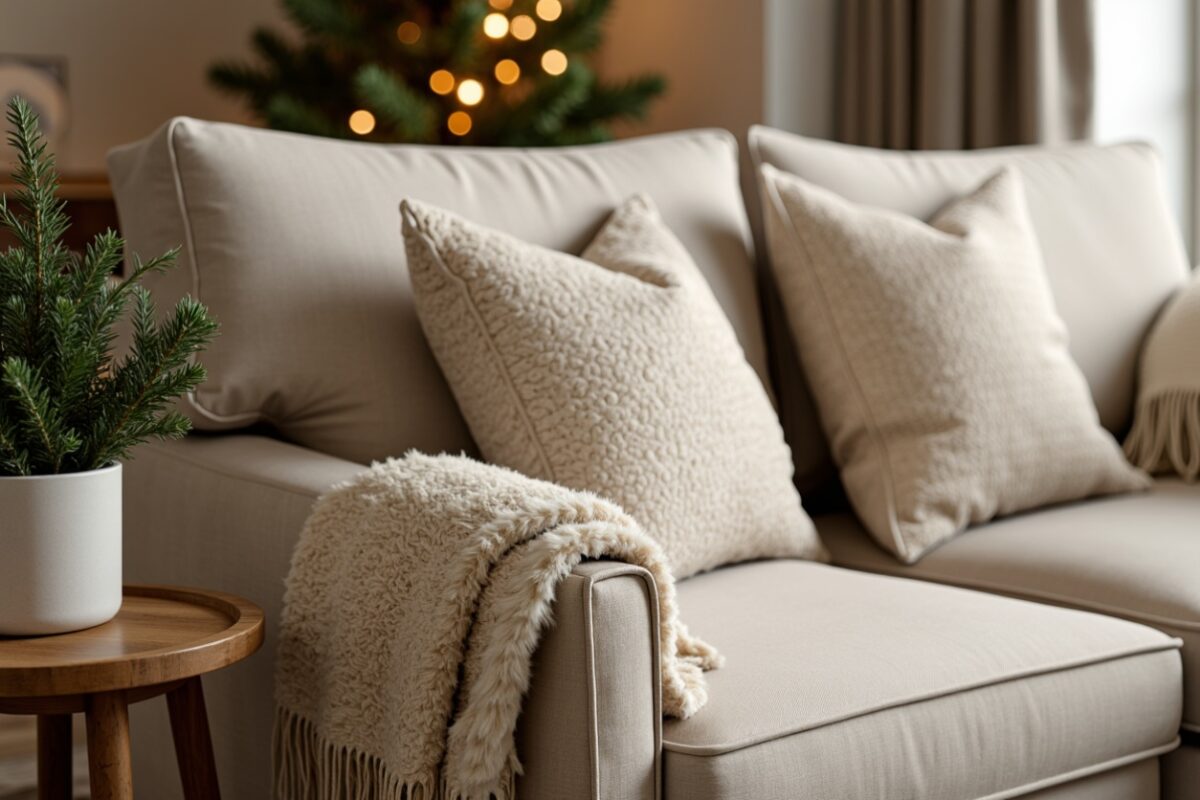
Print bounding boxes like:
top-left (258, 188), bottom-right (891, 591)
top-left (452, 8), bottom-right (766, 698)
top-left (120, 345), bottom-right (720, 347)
top-left (0, 97), bottom-right (217, 635)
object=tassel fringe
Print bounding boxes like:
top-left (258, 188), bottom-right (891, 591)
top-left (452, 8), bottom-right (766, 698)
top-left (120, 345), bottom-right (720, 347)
top-left (274, 707), bottom-right (452, 800)
top-left (1124, 390), bottom-right (1200, 481)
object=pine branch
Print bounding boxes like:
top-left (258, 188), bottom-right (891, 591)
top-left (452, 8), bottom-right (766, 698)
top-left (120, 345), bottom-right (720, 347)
top-left (208, 61), bottom-right (275, 108)
top-left (542, 0), bottom-right (612, 53)
top-left (4, 99), bottom-right (71, 355)
top-left (0, 97), bottom-right (218, 475)
top-left (0, 402), bottom-right (31, 476)
top-left (282, 0), bottom-right (359, 41)
top-left (354, 65), bottom-right (436, 142)
top-left (499, 63), bottom-right (592, 145)
top-left (83, 292), bottom-right (216, 470)
top-left (251, 27), bottom-right (298, 69)
top-left (435, 2), bottom-right (488, 65)
top-left (266, 94), bottom-right (342, 137)
top-left (566, 75), bottom-right (666, 126)
top-left (2, 357), bottom-right (81, 472)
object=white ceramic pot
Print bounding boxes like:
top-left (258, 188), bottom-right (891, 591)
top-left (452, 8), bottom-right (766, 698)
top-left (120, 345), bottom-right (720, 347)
top-left (0, 463), bottom-right (122, 635)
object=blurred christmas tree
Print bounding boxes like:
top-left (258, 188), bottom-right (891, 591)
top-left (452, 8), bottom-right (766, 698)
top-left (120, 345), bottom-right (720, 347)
top-left (209, 0), bottom-right (664, 146)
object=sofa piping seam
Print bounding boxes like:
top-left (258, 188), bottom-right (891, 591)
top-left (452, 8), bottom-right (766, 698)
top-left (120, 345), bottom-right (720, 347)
top-left (165, 121), bottom-right (278, 429)
top-left (586, 566), bottom-right (663, 800)
top-left (580, 574), bottom-right (602, 800)
top-left (661, 641), bottom-right (1181, 756)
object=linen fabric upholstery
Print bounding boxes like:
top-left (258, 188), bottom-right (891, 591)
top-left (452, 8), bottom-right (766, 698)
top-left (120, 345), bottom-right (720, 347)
top-left (662, 560), bottom-right (1181, 800)
top-left (121, 436), bottom-right (664, 800)
top-left (817, 478), bottom-right (1200, 731)
top-left (748, 126), bottom-right (1191, 497)
top-left (402, 194), bottom-right (822, 578)
top-left (107, 119), bottom-right (764, 464)
top-left (1125, 273), bottom-right (1200, 480)
top-left (760, 165), bottom-right (1148, 562)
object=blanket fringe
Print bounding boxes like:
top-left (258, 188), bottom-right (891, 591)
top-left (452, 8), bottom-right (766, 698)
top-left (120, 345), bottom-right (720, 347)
top-left (1124, 390), bottom-right (1200, 481)
top-left (274, 706), bottom-right (455, 800)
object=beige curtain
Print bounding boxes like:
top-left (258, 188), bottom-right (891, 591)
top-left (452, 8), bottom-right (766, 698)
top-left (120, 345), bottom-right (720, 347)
top-left (838, 0), bottom-right (1094, 149)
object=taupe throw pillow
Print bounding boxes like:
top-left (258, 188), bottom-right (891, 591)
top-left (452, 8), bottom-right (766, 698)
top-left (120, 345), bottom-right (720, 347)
top-left (403, 194), bottom-right (825, 578)
top-left (760, 165), bottom-right (1149, 563)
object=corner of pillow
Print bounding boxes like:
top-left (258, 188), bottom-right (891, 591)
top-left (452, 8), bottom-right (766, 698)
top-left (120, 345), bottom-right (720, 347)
top-left (623, 192), bottom-right (660, 220)
top-left (399, 198), bottom-right (428, 236)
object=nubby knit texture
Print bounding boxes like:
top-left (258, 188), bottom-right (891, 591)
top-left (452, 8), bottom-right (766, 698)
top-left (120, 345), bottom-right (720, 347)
top-left (403, 193), bottom-right (824, 578)
top-left (760, 166), bottom-right (1148, 563)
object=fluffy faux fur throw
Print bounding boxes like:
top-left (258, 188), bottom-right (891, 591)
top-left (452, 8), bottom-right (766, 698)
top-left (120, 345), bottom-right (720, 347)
top-left (274, 452), bottom-right (721, 800)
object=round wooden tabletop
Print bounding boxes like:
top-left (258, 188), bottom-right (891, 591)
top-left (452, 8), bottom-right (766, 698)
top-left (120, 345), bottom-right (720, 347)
top-left (0, 585), bottom-right (264, 699)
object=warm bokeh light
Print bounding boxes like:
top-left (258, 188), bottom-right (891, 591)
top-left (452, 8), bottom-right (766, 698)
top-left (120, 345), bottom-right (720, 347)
top-left (456, 78), bottom-right (484, 106)
top-left (510, 15), bottom-right (537, 40)
top-left (541, 49), bottom-right (568, 76)
top-left (482, 13), bottom-right (509, 38)
top-left (348, 109), bottom-right (376, 135)
top-left (536, 0), bottom-right (562, 22)
top-left (396, 21), bottom-right (422, 44)
top-left (448, 111), bottom-right (473, 136)
top-left (429, 69), bottom-right (456, 95)
top-left (488, 0), bottom-right (513, 9)
top-left (494, 59), bottom-right (521, 85)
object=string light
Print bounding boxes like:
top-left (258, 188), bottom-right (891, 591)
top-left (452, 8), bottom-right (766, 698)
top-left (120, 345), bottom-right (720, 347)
top-left (488, 0), bottom-right (513, 9)
top-left (348, 109), bottom-right (376, 135)
top-left (456, 79), bottom-right (484, 106)
top-left (396, 21), bottom-right (422, 44)
top-left (541, 49), bottom-right (568, 75)
top-left (536, 0), bottom-right (562, 22)
top-left (482, 13), bottom-right (509, 38)
top-left (429, 69), bottom-right (455, 95)
top-left (510, 14), bottom-right (537, 40)
top-left (494, 59), bottom-right (521, 85)
top-left (448, 111), bottom-right (472, 136)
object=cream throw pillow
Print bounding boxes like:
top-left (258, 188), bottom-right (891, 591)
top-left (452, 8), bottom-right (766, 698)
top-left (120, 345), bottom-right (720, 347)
top-left (402, 194), bottom-right (824, 578)
top-left (760, 165), bottom-right (1149, 563)
top-left (1125, 272), bottom-right (1200, 481)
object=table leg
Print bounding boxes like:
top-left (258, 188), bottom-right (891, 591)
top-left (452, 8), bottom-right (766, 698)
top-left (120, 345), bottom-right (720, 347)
top-left (167, 677), bottom-right (221, 799)
top-left (36, 714), bottom-right (72, 800)
top-left (85, 692), bottom-right (132, 800)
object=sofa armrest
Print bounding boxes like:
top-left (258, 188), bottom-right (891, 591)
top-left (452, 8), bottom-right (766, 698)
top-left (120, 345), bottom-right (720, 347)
top-left (122, 435), bottom-right (661, 800)
top-left (518, 560), bottom-right (662, 800)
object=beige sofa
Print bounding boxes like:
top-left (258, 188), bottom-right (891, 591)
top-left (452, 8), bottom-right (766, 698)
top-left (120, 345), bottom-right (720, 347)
top-left (108, 120), bottom-right (1197, 799)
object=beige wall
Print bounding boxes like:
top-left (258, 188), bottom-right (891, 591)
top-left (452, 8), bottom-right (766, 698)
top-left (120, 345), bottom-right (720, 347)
top-left (0, 0), bottom-right (285, 172)
top-left (594, 0), bottom-right (766, 138)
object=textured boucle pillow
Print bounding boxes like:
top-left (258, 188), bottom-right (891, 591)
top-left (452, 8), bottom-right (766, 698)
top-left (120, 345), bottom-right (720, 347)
top-left (760, 165), bottom-right (1149, 564)
top-left (402, 194), bottom-right (824, 578)
top-left (1125, 272), bottom-right (1200, 480)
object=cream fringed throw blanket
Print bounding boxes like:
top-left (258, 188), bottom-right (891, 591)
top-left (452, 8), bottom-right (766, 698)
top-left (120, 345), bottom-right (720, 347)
top-left (1125, 273), bottom-right (1200, 481)
top-left (274, 452), bottom-right (721, 800)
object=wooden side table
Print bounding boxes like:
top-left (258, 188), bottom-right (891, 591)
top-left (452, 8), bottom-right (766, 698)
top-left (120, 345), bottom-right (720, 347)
top-left (0, 585), bottom-right (264, 799)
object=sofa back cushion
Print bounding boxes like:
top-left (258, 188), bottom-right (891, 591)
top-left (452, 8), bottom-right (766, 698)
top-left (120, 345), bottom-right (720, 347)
top-left (107, 120), bottom-right (764, 464)
top-left (748, 125), bottom-right (1191, 496)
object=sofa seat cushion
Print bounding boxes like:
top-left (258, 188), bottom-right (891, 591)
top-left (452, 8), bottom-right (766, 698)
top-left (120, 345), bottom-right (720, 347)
top-left (663, 561), bottom-right (1181, 800)
top-left (819, 479), bottom-right (1200, 732)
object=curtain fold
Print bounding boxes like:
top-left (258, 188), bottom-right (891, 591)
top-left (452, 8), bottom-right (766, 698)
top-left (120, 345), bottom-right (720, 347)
top-left (838, 0), bottom-right (1094, 149)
